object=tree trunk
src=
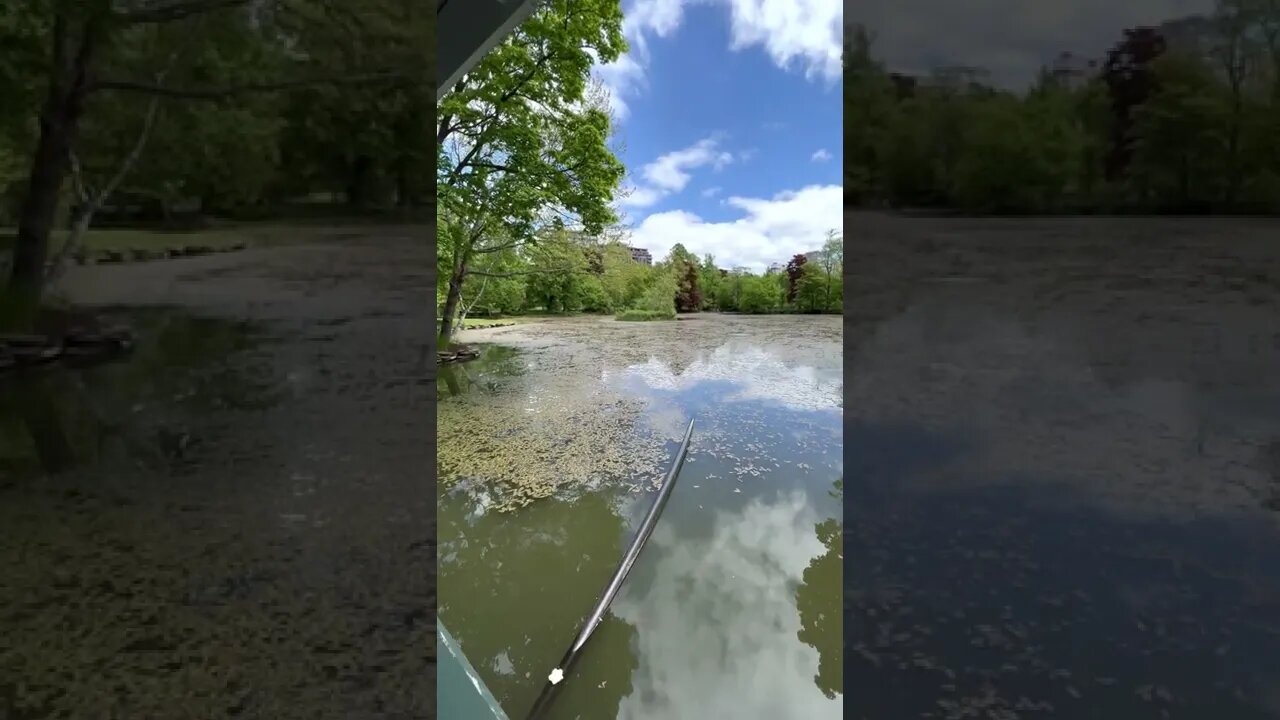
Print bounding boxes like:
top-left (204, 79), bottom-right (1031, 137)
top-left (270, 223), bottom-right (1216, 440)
top-left (438, 262), bottom-right (467, 347)
top-left (346, 154), bottom-right (373, 209)
top-left (1226, 93), bottom-right (1243, 206)
top-left (8, 16), bottom-right (99, 306)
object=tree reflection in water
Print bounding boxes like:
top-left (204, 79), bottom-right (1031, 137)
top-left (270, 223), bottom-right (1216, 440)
top-left (796, 477), bottom-right (843, 700)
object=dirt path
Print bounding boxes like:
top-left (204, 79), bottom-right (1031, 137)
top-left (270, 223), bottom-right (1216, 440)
top-left (0, 227), bottom-right (435, 719)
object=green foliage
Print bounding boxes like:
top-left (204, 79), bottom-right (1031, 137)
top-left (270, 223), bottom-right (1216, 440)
top-left (738, 274), bottom-right (779, 314)
top-left (524, 233), bottom-right (589, 313)
top-left (632, 271), bottom-right (677, 316)
top-left (600, 241), bottom-right (651, 309)
top-left (577, 273), bottom-right (612, 313)
top-left (1128, 52), bottom-right (1230, 207)
top-left (437, 0), bottom-right (625, 239)
top-left (435, 0), bottom-right (626, 340)
top-left (845, 9), bottom-right (1280, 213)
top-left (615, 308), bottom-right (675, 321)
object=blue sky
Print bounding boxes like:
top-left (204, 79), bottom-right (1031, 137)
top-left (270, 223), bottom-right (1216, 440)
top-left (594, 0), bottom-right (843, 273)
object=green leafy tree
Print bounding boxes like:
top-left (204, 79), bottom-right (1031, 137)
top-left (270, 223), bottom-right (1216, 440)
top-left (600, 241), bottom-right (649, 309)
top-left (4, 0), bottom-right (423, 307)
top-left (1129, 52), bottom-right (1229, 207)
top-left (843, 23), bottom-right (896, 203)
top-left (697, 253), bottom-right (721, 310)
top-left (632, 272), bottom-right (677, 317)
top-left (523, 232), bottom-right (588, 313)
top-left (436, 0), bottom-right (626, 343)
top-left (738, 274), bottom-right (777, 314)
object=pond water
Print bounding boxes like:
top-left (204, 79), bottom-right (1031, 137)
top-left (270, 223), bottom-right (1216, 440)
top-left (438, 315), bottom-right (844, 720)
top-left (0, 298), bottom-right (433, 717)
top-left (846, 219), bottom-right (1280, 720)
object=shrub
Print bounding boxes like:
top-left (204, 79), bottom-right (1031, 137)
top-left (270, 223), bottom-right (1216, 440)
top-left (634, 273), bottom-right (678, 315)
top-left (615, 308), bottom-right (675, 321)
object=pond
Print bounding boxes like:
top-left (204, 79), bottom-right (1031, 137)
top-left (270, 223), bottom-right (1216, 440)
top-left (0, 235), bottom-right (434, 719)
top-left (438, 315), bottom-right (844, 720)
top-left (846, 216), bottom-right (1280, 719)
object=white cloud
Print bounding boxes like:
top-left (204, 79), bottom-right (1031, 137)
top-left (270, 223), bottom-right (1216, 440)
top-left (723, 0), bottom-right (844, 81)
top-left (702, 186), bottom-right (723, 198)
top-left (620, 136), bottom-right (734, 211)
top-left (592, 0), bottom-right (842, 123)
top-left (592, 50), bottom-right (646, 121)
top-left (810, 148), bottom-right (832, 162)
top-left (628, 184), bottom-right (842, 273)
top-left (619, 185), bottom-right (667, 208)
top-left (643, 137), bottom-right (733, 192)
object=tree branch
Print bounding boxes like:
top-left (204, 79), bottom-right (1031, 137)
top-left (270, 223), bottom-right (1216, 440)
top-left (113, 0), bottom-right (253, 24)
top-left (472, 238), bottom-right (524, 254)
top-left (469, 267), bottom-right (576, 278)
top-left (89, 71), bottom-right (410, 100)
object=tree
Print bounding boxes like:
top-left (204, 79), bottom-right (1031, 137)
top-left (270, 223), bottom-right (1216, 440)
top-left (784, 254), bottom-right (807, 304)
top-left (697, 253), bottom-right (721, 310)
top-left (794, 263), bottom-right (826, 312)
top-left (1129, 51), bottom-right (1229, 208)
top-left (658, 242), bottom-right (701, 312)
top-left (631, 272), bottom-right (676, 317)
top-left (816, 230), bottom-right (842, 311)
top-left (1102, 27), bottom-right (1169, 182)
top-left (523, 231), bottom-right (588, 313)
top-left (843, 23), bottom-right (896, 203)
top-left (4, 0), bottom-right (424, 308)
top-left (739, 274), bottom-right (776, 313)
top-left (600, 241), bottom-right (650, 310)
top-left (436, 0), bottom-right (626, 344)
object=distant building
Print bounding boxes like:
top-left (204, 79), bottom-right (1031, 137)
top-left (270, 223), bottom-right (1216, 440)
top-left (1048, 51), bottom-right (1095, 90)
top-left (766, 262), bottom-right (784, 274)
top-left (629, 246), bottom-right (652, 265)
top-left (803, 250), bottom-right (823, 264)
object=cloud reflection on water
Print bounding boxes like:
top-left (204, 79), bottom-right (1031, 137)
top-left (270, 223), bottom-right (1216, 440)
top-left (609, 343), bottom-right (843, 413)
top-left (611, 491), bottom-right (841, 719)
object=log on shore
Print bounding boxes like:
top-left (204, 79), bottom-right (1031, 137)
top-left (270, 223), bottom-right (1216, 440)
top-left (0, 327), bottom-right (136, 373)
top-left (437, 347), bottom-right (481, 364)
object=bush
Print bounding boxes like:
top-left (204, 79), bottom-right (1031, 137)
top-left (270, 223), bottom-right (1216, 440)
top-left (615, 309), bottom-right (675, 321)
top-left (634, 273), bottom-right (678, 315)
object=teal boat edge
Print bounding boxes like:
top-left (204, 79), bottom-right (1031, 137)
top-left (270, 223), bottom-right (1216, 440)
top-left (439, 621), bottom-right (510, 720)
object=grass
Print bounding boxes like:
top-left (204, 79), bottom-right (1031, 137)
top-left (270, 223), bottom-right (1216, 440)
top-left (615, 309), bottom-right (676, 321)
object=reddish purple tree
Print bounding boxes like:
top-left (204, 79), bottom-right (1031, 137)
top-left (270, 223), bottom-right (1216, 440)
top-left (676, 261), bottom-right (702, 312)
top-left (1102, 27), bottom-right (1168, 181)
top-left (785, 254), bottom-right (807, 303)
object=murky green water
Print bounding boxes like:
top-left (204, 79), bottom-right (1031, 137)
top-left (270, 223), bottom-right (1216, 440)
top-left (1, 300), bottom-right (433, 718)
top-left (438, 315), bottom-right (843, 720)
